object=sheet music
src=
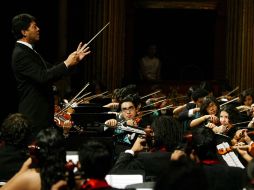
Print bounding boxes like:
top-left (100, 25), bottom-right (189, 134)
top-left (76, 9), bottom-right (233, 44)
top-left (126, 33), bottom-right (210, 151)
top-left (105, 174), bottom-right (143, 189)
top-left (216, 142), bottom-right (245, 168)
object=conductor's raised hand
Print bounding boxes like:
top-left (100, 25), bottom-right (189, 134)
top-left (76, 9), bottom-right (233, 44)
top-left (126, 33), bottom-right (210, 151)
top-left (64, 42), bottom-right (91, 68)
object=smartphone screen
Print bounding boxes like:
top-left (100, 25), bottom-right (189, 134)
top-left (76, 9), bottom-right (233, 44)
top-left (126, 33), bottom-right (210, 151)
top-left (66, 151), bottom-right (79, 172)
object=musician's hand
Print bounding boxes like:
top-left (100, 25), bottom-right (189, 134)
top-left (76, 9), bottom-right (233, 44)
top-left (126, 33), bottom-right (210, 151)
top-left (242, 130), bottom-right (252, 145)
top-left (126, 119), bottom-right (137, 127)
top-left (206, 122), bottom-right (216, 129)
top-left (236, 147), bottom-right (253, 162)
top-left (193, 107), bottom-right (200, 113)
top-left (234, 129), bottom-right (246, 141)
top-left (171, 150), bottom-right (186, 160)
top-left (131, 137), bottom-right (146, 153)
top-left (209, 115), bottom-right (219, 124)
top-left (104, 119), bottom-right (118, 128)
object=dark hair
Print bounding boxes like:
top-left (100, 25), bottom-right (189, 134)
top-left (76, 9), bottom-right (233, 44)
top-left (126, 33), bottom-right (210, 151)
top-left (239, 88), bottom-right (254, 105)
top-left (0, 113), bottom-right (32, 147)
top-left (219, 104), bottom-right (242, 137)
top-left (151, 115), bottom-right (183, 151)
top-left (117, 84), bottom-right (138, 102)
top-left (200, 81), bottom-right (213, 94)
top-left (119, 93), bottom-right (141, 110)
top-left (220, 104), bottom-right (241, 124)
top-left (191, 88), bottom-right (209, 102)
top-left (79, 140), bottom-right (113, 179)
top-left (11, 13), bottom-right (36, 40)
top-left (33, 128), bottom-right (66, 190)
top-left (200, 96), bottom-right (220, 116)
top-left (191, 127), bottom-right (217, 161)
top-left (186, 85), bottom-right (199, 99)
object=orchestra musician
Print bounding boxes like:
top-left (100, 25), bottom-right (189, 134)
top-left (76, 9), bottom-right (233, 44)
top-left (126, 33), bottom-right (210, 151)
top-left (212, 104), bottom-right (242, 137)
top-left (178, 88), bottom-right (209, 131)
top-left (237, 88), bottom-right (254, 122)
top-left (104, 93), bottom-right (151, 157)
top-left (189, 96), bottom-right (220, 129)
top-left (247, 104), bottom-right (254, 128)
top-left (103, 84), bottom-right (138, 111)
top-left (190, 127), bottom-right (248, 190)
top-left (110, 115), bottom-right (183, 181)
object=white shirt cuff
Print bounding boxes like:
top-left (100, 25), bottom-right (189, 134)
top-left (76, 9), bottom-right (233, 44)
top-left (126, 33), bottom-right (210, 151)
top-left (124, 149), bottom-right (135, 156)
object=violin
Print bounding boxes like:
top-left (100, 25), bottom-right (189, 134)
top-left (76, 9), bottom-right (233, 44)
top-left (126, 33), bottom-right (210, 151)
top-left (217, 143), bottom-right (254, 155)
top-left (54, 104), bottom-right (82, 137)
top-left (54, 108), bottom-right (73, 127)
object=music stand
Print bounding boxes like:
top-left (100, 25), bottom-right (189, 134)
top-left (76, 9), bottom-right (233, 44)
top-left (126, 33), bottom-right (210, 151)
top-left (72, 103), bottom-right (111, 113)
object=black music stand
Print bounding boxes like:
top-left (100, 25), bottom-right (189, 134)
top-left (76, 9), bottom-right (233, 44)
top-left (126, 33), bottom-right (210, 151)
top-left (72, 103), bottom-right (111, 113)
top-left (71, 112), bottom-right (116, 129)
top-left (64, 113), bottom-right (116, 151)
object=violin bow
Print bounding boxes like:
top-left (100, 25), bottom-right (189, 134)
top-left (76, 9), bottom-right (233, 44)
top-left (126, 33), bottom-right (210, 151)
top-left (135, 104), bottom-right (174, 119)
top-left (219, 97), bottom-right (239, 108)
top-left (140, 90), bottom-right (161, 99)
top-left (77, 91), bottom-right (109, 104)
top-left (232, 120), bottom-right (252, 126)
top-left (143, 98), bottom-right (167, 108)
top-left (67, 82), bottom-right (90, 107)
top-left (216, 86), bottom-right (239, 100)
top-left (143, 95), bottom-right (187, 108)
top-left (55, 82), bottom-right (90, 116)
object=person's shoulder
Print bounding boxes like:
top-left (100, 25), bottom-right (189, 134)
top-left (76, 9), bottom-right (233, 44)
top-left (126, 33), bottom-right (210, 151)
top-left (3, 169), bottom-right (40, 190)
top-left (186, 102), bottom-right (196, 109)
top-left (20, 168), bottom-right (40, 181)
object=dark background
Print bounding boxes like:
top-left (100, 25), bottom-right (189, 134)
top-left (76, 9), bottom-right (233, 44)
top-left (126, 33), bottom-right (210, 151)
top-left (0, 1), bottom-right (221, 123)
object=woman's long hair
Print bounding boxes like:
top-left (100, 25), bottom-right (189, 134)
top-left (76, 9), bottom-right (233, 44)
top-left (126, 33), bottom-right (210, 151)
top-left (34, 128), bottom-right (66, 190)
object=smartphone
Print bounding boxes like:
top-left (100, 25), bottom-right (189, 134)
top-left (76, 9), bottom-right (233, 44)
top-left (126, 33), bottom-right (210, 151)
top-left (66, 151), bottom-right (79, 172)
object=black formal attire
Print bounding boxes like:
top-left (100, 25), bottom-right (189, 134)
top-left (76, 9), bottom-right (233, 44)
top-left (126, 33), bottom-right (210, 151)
top-left (11, 42), bottom-right (69, 139)
top-left (201, 162), bottom-right (248, 190)
top-left (110, 150), bottom-right (171, 181)
top-left (0, 145), bottom-right (29, 181)
top-left (178, 102), bottom-right (198, 131)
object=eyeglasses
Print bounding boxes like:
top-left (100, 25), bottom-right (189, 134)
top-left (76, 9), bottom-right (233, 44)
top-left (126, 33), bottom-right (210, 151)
top-left (121, 106), bottom-right (135, 113)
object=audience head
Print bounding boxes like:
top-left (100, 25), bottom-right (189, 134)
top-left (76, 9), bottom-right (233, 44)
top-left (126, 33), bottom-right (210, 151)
top-left (0, 113), bottom-right (32, 147)
top-left (30, 127), bottom-right (66, 190)
top-left (191, 127), bottom-right (218, 161)
top-left (145, 44), bottom-right (158, 58)
top-left (79, 140), bottom-right (113, 180)
top-left (150, 115), bottom-right (183, 152)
